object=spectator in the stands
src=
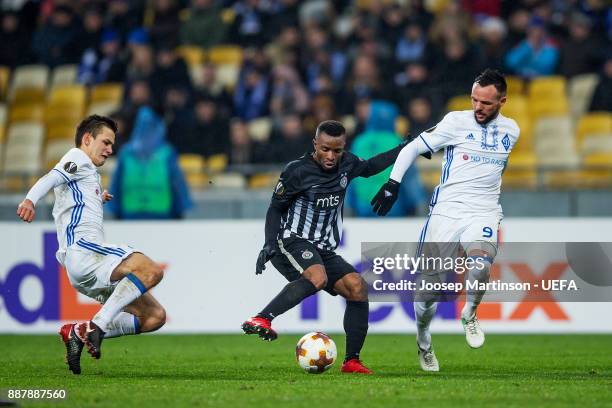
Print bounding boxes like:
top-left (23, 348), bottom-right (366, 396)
top-left (78, 5), bottom-right (104, 57)
top-left (150, 42), bottom-right (192, 104)
top-left (433, 38), bottom-right (483, 101)
top-left (406, 96), bottom-right (436, 136)
top-left (589, 55), bottom-right (612, 112)
top-left (31, 5), bottom-right (81, 67)
top-left (394, 20), bottom-right (431, 69)
top-left (267, 113), bottom-right (310, 163)
top-left (123, 30), bottom-right (155, 86)
top-left (185, 92), bottom-right (230, 157)
top-left (505, 16), bottom-right (559, 78)
top-left (337, 54), bottom-right (386, 115)
top-left (478, 17), bottom-right (508, 71)
top-left (108, 0), bottom-right (145, 40)
top-left (180, 0), bottom-right (226, 49)
top-left (164, 84), bottom-right (195, 152)
top-left (0, 10), bottom-right (31, 67)
top-left (560, 13), bottom-right (605, 78)
top-left (194, 62), bottom-right (233, 118)
top-left (269, 63), bottom-right (310, 121)
top-left (233, 66), bottom-right (270, 120)
top-left (228, 0), bottom-right (269, 47)
top-left (78, 28), bottom-right (122, 85)
top-left (149, 0), bottom-right (181, 48)
top-left (228, 118), bottom-right (266, 165)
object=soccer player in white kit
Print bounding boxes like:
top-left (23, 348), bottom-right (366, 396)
top-left (17, 115), bottom-right (166, 375)
top-left (371, 70), bottom-right (520, 372)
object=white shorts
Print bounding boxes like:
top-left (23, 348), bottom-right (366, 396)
top-left (63, 238), bottom-right (137, 304)
top-left (417, 213), bottom-right (500, 272)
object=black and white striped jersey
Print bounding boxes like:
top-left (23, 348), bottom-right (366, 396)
top-left (271, 152), bottom-right (376, 251)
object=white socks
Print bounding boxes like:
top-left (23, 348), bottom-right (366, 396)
top-left (92, 274), bottom-right (146, 332)
top-left (104, 312), bottom-right (140, 338)
top-left (461, 258), bottom-right (492, 320)
top-left (414, 300), bottom-right (437, 351)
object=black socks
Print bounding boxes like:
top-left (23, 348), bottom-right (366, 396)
top-left (343, 301), bottom-right (369, 362)
top-left (258, 278), bottom-right (318, 321)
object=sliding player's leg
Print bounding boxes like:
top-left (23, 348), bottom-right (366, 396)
top-left (84, 252), bottom-right (164, 358)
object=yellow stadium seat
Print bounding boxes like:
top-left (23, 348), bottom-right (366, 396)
top-left (505, 76), bottom-right (524, 95)
top-left (87, 101), bottom-right (120, 116)
top-left (248, 117), bottom-right (271, 142)
top-left (176, 45), bottom-right (206, 66)
top-left (44, 139), bottom-right (74, 170)
top-left (249, 172), bottom-right (280, 189)
top-left (10, 64), bottom-right (48, 98)
top-left (179, 153), bottom-right (205, 173)
top-left (215, 63), bottom-right (240, 90)
top-left (583, 152), bottom-right (612, 168)
top-left (528, 75), bottom-right (566, 99)
top-left (9, 104), bottom-right (45, 123)
top-left (90, 83), bottom-right (124, 104)
top-left (210, 172), bottom-right (246, 189)
top-left (48, 84), bottom-right (87, 107)
top-left (396, 115), bottom-right (409, 136)
top-left (528, 97), bottom-right (569, 121)
top-left (447, 95), bottom-right (472, 112)
top-left (581, 132), bottom-right (612, 155)
top-left (221, 8), bottom-right (235, 24)
top-left (206, 153), bottom-right (228, 173)
top-left (568, 73), bottom-right (599, 120)
top-left (0, 65), bottom-right (10, 100)
top-left (502, 95), bottom-right (528, 118)
top-left (415, 152), bottom-right (443, 189)
top-left (0, 126), bottom-right (5, 143)
top-left (13, 87), bottom-right (46, 105)
top-left (44, 104), bottom-right (84, 128)
top-left (50, 64), bottom-right (78, 89)
top-left (3, 122), bottom-right (44, 185)
top-left (0, 103), bottom-right (6, 127)
top-left (208, 45), bottom-right (243, 65)
top-left (46, 124), bottom-right (76, 142)
top-left (576, 113), bottom-right (612, 142)
top-left (502, 151), bottom-right (537, 189)
top-left (543, 169), bottom-right (612, 189)
top-left (534, 117), bottom-right (579, 168)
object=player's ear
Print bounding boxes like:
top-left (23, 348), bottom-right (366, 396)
top-left (499, 95), bottom-right (507, 107)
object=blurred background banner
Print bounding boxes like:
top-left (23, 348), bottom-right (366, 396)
top-left (2, 219), bottom-right (612, 334)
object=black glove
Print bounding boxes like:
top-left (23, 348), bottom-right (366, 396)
top-left (255, 244), bottom-right (277, 275)
top-left (371, 179), bottom-right (400, 216)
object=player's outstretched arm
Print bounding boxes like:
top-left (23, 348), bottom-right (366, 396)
top-left (370, 140), bottom-right (427, 216)
top-left (358, 134), bottom-right (431, 178)
top-left (16, 170), bottom-right (65, 223)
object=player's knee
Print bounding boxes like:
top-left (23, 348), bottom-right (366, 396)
top-left (147, 263), bottom-right (164, 285)
top-left (308, 275), bottom-right (327, 290)
top-left (346, 278), bottom-right (368, 301)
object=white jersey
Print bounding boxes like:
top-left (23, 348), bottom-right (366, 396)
top-left (417, 110), bottom-right (520, 218)
top-left (51, 148), bottom-right (105, 263)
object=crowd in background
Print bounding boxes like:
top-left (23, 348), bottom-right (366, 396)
top-left (0, 0), bottom-right (610, 166)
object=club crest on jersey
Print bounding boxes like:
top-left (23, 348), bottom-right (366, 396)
top-left (340, 175), bottom-right (348, 189)
top-left (465, 133), bottom-right (475, 140)
top-left (480, 125), bottom-right (499, 151)
top-left (64, 161), bottom-right (78, 174)
top-left (274, 181), bottom-right (285, 196)
top-left (502, 134), bottom-right (510, 151)
top-left (302, 250), bottom-right (313, 260)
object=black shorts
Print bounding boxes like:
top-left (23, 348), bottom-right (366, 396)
top-left (270, 236), bottom-right (355, 295)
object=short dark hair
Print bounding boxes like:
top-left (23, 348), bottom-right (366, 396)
top-left (474, 69), bottom-right (507, 98)
top-left (315, 120), bottom-right (345, 138)
top-left (75, 115), bottom-right (118, 147)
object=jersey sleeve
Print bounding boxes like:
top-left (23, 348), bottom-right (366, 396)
top-left (52, 149), bottom-right (94, 182)
top-left (270, 161), bottom-right (302, 205)
top-left (418, 112), bottom-right (458, 153)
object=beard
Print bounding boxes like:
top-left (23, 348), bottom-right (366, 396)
top-left (474, 106), bottom-right (501, 125)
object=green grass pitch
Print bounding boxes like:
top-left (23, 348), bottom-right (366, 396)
top-left (1, 334), bottom-right (611, 407)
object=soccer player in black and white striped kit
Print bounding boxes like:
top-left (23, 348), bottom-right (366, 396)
top-left (242, 120), bottom-right (429, 374)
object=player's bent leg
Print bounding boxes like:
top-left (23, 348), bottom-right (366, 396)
top-left (243, 265), bottom-right (325, 341)
top-left (59, 323), bottom-right (85, 375)
top-left (124, 293), bottom-right (167, 333)
top-left (334, 273), bottom-right (372, 374)
top-left (83, 253), bottom-right (163, 358)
